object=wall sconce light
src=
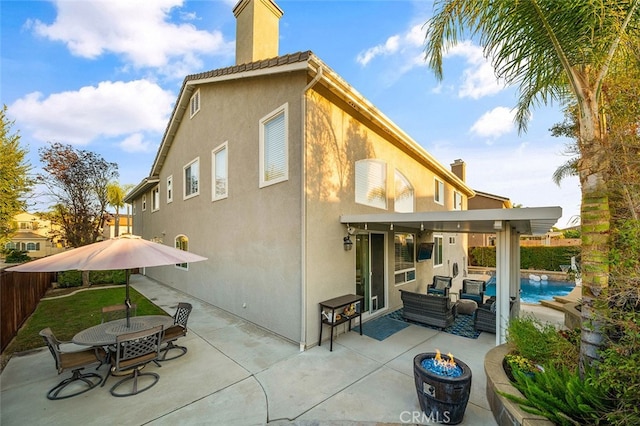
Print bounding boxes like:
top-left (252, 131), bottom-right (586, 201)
top-left (420, 223), bottom-right (424, 231)
top-left (493, 220), bottom-right (503, 231)
top-left (390, 223), bottom-right (394, 230)
top-left (343, 236), bottom-right (353, 251)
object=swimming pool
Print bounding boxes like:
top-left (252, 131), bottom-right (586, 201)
top-left (484, 276), bottom-right (575, 304)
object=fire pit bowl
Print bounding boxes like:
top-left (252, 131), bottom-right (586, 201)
top-left (413, 352), bottom-right (472, 425)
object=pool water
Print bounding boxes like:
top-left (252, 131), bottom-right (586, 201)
top-left (484, 277), bottom-right (575, 304)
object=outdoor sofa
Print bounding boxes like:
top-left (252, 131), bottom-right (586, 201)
top-left (399, 289), bottom-right (458, 329)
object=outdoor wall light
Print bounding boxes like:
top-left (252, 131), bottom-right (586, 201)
top-left (494, 220), bottom-right (503, 230)
top-left (343, 235), bottom-right (353, 251)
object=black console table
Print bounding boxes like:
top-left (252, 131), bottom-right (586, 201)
top-left (318, 294), bottom-right (364, 351)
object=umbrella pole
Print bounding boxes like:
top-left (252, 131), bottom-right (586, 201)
top-left (125, 269), bottom-right (131, 328)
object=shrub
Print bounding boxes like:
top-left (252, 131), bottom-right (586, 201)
top-left (4, 249), bottom-right (30, 263)
top-left (507, 316), bottom-right (578, 369)
top-left (57, 270), bottom-right (82, 288)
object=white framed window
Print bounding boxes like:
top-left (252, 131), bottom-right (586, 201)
top-left (355, 159), bottom-right (387, 209)
top-left (189, 89), bottom-right (200, 118)
top-left (394, 233), bottom-right (416, 285)
top-left (175, 235), bottom-right (189, 270)
top-left (453, 191), bottom-right (462, 210)
top-left (212, 142), bottom-right (228, 201)
top-left (142, 194), bottom-right (147, 211)
top-left (152, 187), bottom-right (160, 212)
top-left (167, 175), bottom-right (173, 203)
top-left (394, 170), bottom-right (414, 213)
top-left (434, 178), bottom-right (444, 205)
top-left (433, 235), bottom-right (443, 267)
top-left (259, 103), bottom-right (288, 187)
top-left (183, 157), bottom-right (200, 199)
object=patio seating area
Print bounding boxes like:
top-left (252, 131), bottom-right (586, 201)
top-left (1, 274), bottom-right (563, 425)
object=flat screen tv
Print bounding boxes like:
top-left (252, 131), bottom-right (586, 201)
top-left (416, 242), bottom-right (434, 262)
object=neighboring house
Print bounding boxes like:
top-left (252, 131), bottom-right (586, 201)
top-left (4, 212), bottom-right (65, 258)
top-left (466, 187), bottom-right (513, 248)
top-left (102, 214), bottom-right (133, 239)
top-left (125, 0), bottom-right (475, 348)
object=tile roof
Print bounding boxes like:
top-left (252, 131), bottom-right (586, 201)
top-left (185, 51), bottom-right (313, 82)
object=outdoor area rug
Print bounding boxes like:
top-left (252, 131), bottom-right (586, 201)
top-left (353, 315), bottom-right (409, 341)
top-left (385, 308), bottom-right (481, 340)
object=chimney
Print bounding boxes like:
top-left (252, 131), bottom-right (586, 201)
top-left (233, 0), bottom-right (284, 65)
top-left (451, 159), bottom-right (466, 182)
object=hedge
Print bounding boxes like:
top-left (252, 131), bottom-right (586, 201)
top-left (469, 246), bottom-right (581, 271)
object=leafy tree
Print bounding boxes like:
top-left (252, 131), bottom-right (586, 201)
top-left (0, 105), bottom-right (34, 247)
top-left (38, 142), bottom-right (118, 248)
top-left (424, 0), bottom-right (639, 367)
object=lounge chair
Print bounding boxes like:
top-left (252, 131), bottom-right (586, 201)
top-left (426, 275), bottom-right (453, 297)
top-left (474, 297), bottom-right (515, 333)
top-left (459, 279), bottom-right (486, 304)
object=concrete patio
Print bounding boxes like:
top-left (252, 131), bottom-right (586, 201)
top-left (0, 275), bottom-right (563, 425)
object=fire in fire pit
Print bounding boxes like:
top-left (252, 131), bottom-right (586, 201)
top-left (413, 352), bottom-right (472, 425)
top-left (421, 349), bottom-right (462, 377)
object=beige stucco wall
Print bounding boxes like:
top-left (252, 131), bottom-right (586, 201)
top-left (302, 87), bottom-right (469, 346)
top-left (132, 71), bottom-right (307, 343)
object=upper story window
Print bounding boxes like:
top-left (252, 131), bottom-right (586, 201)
top-left (184, 157), bottom-right (200, 199)
top-left (175, 235), bottom-right (189, 270)
top-left (394, 170), bottom-right (414, 213)
top-left (434, 178), bottom-right (444, 205)
top-left (394, 233), bottom-right (416, 285)
top-left (260, 103), bottom-right (288, 187)
top-left (142, 194), bottom-right (147, 211)
top-left (433, 236), bottom-right (443, 267)
top-left (355, 159), bottom-right (387, 210)
top-left (190, 89), bottom-right (200, 118)
top-left (212, 142), bottom-right (228, 201)
top-left (167, 175), bottom-right (173, 203)
top-left (152, 187), bottom-right (160, 212)
top-left (454, 191), bottom-right (463, 210)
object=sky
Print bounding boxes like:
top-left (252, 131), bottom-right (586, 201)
top-left (1, 0), bottom-right (581, 229)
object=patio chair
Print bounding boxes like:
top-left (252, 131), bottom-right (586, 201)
top-left (101, 325), bottom-right (164, 397)
top-left (474, 298), bottom-right (515, 333)
top-left (426, 275), bottom-right (453, 297)
top-left (39, 328), bottom-right (106, 400)
top-left (159, 302), bottom-right (193, 361)
top-left (459, 279), bottom-right (486, 304)
top-left (101, 303), bottom-right (137, 323)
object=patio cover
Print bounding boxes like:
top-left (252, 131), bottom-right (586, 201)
top-left (340, 206), bottom-right (562, 345)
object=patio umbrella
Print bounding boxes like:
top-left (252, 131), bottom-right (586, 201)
top-left (7, 234), bottom-right (207, 327)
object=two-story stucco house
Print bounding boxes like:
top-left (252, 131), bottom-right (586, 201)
top-left (125, 0), bottom-right (476, 349)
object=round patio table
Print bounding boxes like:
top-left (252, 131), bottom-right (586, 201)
top-left (72, 315), bottom-right (174, 346)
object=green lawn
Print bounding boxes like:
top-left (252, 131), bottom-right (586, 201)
top-left (3, 286), bottom-right (168, 357)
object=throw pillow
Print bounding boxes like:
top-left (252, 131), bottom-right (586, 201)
top-left (435, 278), bottom-right (449, 290)
top-left (490, 301), bottom-right (496, 313)
top-left (466, 281), bottom-right (482, 295)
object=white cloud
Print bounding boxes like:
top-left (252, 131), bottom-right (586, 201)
top-left (470, 106), bottom-right (516, 139)
top-left (119, 133), bottom-right (157, 153)
top-left (356, 23), bottom-right (425, 68)
top-left (443, 41), bottom-right (504, 99)
top-left (9, 80), bottom-right (174, 146)
top-left (29, 0), bottom-right (233, 78)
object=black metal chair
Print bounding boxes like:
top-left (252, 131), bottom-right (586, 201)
top-left (159, 302), bottom-right (193, 361)
top-left (39, 328), bottom-right (105, 400)
top-left (459, 279), bottom-right (486, 304)
top-left (427, 275), bottom-right (453, 297)
top-left (101, 325), bottom-right (164, 397)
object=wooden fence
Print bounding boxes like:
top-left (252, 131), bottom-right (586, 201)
top-left (0, 270), bottom-right (54, 353)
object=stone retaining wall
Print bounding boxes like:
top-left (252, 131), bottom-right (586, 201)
top-left (484, 344), bottom-right (554, 426)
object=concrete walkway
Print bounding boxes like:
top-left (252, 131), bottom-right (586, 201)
top-left (1, 275), bottom-right (563, 425)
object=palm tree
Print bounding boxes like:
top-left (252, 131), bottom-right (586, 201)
top-left (424, 0), bottom-right (639, 367)
top-left (106, 182), bottom-right (133, 237)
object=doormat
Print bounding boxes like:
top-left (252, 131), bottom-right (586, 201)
top-left (353, 316), bottom-right (409, 341)
top-left (385, 308), bottom-right (481, 339)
